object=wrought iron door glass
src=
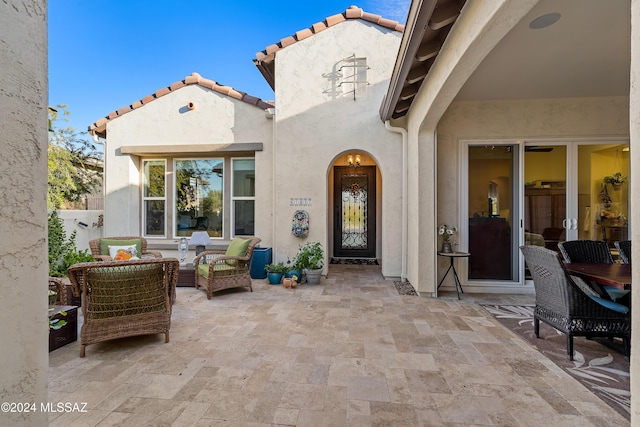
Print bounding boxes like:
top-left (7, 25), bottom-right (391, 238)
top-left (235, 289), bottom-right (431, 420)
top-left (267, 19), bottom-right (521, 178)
top-left (341, 173), bottom-right (369, 250)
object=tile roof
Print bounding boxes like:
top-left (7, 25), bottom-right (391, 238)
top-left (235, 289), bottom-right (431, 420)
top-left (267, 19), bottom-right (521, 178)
top-left (88, 72), bottom-right (274, 138)
top-left (254, 5), bottom-right (405, 90)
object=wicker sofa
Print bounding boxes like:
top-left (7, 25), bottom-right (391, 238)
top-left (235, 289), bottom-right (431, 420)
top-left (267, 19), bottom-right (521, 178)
top-left (194, 237), bottom-right (261, 299)
top-left (68, 258), bottom-right (179, 357)
top-left (88, 236), bottom-right (163, 261)
top-left (520, 245), bottom-right (630, 360)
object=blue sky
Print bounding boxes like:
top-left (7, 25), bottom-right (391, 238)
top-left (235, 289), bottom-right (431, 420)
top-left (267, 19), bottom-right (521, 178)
top-left (49, 0), bottom-right (410, 140)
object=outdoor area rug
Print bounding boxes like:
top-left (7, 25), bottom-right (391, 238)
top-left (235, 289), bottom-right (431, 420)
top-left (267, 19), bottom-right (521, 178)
top-left (393, 280), bottom-right (418, 296)
top-left (330, 258), bottom-right (379, 265)
top-left (483, 304), bottom-right (630, 419)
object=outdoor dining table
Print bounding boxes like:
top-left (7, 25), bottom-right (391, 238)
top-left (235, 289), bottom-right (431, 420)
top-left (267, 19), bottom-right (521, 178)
top-left (564, 263), bottom-right (631, 290)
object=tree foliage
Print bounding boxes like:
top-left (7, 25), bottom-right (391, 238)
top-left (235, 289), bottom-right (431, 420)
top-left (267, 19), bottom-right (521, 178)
top-left (48, 105), bottom-right (103, 209)
top-left (48, 211), bottom-right (94, 277)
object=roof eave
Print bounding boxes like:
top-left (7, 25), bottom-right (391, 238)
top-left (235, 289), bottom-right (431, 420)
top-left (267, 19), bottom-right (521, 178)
top-left (380, 0), bottom-right (438, 122)
top-left (253, 54), bottom-right (276, 91)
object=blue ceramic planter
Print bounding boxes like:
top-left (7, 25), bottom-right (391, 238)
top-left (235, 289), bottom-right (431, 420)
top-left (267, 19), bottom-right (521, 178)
top-left (285, 269), bottom-right (301, 279)
top-left (267, 272), bottom-right (283, 285)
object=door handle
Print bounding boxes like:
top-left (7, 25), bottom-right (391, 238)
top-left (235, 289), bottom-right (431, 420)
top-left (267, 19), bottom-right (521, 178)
top-left (562, 218), bottom-right (567, 229)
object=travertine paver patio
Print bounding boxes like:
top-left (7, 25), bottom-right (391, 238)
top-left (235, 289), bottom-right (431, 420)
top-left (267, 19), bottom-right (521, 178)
top-left (48, 264), bottom-right (628, 426)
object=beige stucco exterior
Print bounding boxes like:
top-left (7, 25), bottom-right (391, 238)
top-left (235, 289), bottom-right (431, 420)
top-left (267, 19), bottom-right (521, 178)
top-left (397, 0), bottom-right (639, 421)
top-left (0, 1), bottom-right (48, 425)
top-left (100, 19), bottom-right (404, 278)
top-left (270, 20), bottom-right (403, 277)
top-left (1, 0), bottom-right (638, 423)
top-left (103, 84), bottom-right (273, 240)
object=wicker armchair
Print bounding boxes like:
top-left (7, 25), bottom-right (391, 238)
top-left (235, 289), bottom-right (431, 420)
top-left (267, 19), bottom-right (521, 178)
top-left (615, 240), bottom-right (631, 264)
top-left (68, 258), bottom-right (179, 357)
top-left (48, 277), bottom-right (68, 305)
top-left (558, 239), bottom-right (628, 302)
top-left (194, 237), bottom-right (261, 299)
top-left (520, 245), bottom-right (630, 360)
top-left (88, 236), bottom-right (163, 261)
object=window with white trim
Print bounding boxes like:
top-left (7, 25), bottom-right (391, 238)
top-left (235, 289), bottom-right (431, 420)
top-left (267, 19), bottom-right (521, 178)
top-left (232, 158), bottom-right (255, 236)
top-left (142, 160), bottom-right (166, 237)
top-left (175, 158), bottom-right (224, 238)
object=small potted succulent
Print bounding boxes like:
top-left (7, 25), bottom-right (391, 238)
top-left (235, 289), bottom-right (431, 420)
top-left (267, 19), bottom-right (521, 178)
top-left (265, 262), bottom-right (288, 285)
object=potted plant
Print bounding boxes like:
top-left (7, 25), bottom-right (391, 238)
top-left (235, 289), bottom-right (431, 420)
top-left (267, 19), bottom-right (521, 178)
top-left (603, 172), bottom-right (626, 190)
top-left (284, 258), bottom-right (301, 282)
top-left (293, 241), bottom-right (324, 285)
top-left (265, 262), bottom-right (288, 285)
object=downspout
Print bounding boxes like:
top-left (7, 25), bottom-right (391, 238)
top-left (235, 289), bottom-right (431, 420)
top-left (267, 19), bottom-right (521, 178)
top-left (266, 108), bottom-right (276, 249)
top-left (385, 120), bottom-right (408, 282)
top-left (92, 132), bottom-right (106, 234)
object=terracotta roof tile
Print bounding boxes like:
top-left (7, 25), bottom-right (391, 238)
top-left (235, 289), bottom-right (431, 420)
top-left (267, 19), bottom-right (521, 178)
top-left (169, 81), bottom-right (185, 91)
top-left (345, 7), bottom-right (362, 19)
top-left (116, 106), bottom-right (132, 116)
top-left (155, 87), bottom-right (170, 97)
top-left (88, 72), bottom-right (274, 137)
top-left (254, 5), bottom-right (404, 91)
top-left (361, 11), bottom-right (381, 23)
top-left (280, 35), bottom-right (297, 48)
top-left (254, 6), bottom-right (404, 63)
top-left (311, 22), bottom-right (328, 33)
top-left (326, 13), bottom-right (346, 27)
top-left (265, 43), bottom-right (280, 55)
top-left (295, 28), bottom-right (313, 41)
top-left (141, 94), bottom-right (155, 104)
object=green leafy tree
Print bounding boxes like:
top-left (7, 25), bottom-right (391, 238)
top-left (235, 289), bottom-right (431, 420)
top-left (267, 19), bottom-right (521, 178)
top-left (48, 105), bottom-right (103, 209)
top-left (48, 211), bottom-right (94, 277)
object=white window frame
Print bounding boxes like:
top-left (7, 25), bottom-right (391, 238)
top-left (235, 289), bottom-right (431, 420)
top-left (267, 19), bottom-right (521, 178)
top-left (142, 159), bottom-right (167, 238)
top-left (231, 157), bottom-right (256, 237)
top-left (173, 157), bottom-right (225, 240)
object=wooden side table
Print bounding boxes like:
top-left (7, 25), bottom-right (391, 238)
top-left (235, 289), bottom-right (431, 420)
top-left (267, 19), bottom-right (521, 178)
top-left (177, 263), bottom-right (195, 287)
top-left (437, 251), bottom-right (471, 299)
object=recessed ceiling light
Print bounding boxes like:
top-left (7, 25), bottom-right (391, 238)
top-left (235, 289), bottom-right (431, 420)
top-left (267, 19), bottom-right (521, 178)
top-left (529, 12), bottom-right (561, 30)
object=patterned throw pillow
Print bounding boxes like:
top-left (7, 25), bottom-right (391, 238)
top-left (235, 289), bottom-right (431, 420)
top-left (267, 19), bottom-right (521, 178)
top-left (108, 245), bottom-right (140, 261)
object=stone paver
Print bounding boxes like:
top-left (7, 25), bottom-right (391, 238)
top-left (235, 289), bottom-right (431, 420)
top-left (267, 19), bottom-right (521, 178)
top-left (48, 264), bottom-right (628, 426)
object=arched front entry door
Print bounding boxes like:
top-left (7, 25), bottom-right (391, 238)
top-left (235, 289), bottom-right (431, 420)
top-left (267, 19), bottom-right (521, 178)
top-left (333, 166), bottom-right (376, 258)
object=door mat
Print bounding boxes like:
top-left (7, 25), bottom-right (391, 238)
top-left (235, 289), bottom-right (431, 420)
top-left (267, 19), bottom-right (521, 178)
top-left (393, 280), bottom-right (418, 296)
top-left (482, 304), bottom-right (629, 419)
top-left (330, 258), bottom-right (379, 265)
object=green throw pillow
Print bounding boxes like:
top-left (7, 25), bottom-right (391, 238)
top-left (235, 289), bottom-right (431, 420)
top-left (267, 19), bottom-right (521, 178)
top-left (100, 238), bottom-right (142, 257)
top-left (225, 238), bottom-right (251, 266)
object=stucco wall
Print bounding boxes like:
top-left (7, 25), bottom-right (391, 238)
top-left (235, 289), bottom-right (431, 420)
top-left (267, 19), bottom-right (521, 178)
top-left (0, 1), bottom-right (48, 425)
top-left (103, 84), bottom-right (273, 241)
top-left (272, 20), bottom-right (403, 277)
top-left (55, 210), bottom-right (104, 251)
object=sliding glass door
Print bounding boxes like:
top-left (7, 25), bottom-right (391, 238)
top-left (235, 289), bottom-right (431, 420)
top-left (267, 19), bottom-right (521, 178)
top-left (463, 139), bottom-right (630, 289)
top-left (466, 144), bottom-right (520, 282)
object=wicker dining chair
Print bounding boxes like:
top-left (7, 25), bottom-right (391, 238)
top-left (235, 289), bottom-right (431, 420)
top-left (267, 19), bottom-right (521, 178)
top-left (615, 240), bottom-right (632, 264)
top-left (558, 239), bottom-right (629, 303)
top-left (520, 245), bottom-right (630, 360)
top-left (48, 277), bottom-right (68, 305)
top-left (68, 258), bottom-right (179, 357)
top-left (194, 237), bottom-right (261, 299)
top-left (558, 240), bottom-right (614, 264)
top-left (88, 236), bottom-right (163, 262)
